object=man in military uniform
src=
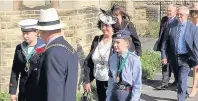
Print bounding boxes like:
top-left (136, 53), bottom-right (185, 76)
top-left (36, 8), bottom-right (78, 101)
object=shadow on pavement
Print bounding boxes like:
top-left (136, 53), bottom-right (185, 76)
top-left (140, 93), bottom-right (177, 101)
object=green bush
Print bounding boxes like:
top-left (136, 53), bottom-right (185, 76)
top-left (76, 80), bottom-right (98, 101)
top-left (144, 20), bottom-right (160, 38)
top-left (0, 92), bottom-right (9, 101)
top-left (141, 50), bottom-right (161, 79)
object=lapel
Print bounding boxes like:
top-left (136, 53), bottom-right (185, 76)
top-left (92, 35), bottom-right (115, 60)
top-left (172, 20), bottom-right (179, 48)
top-left (27, 38), bottom-right (46, 76)
top-left (184, 21), bottom-right (192, 49)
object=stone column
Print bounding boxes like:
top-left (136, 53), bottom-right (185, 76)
top-left (13, 0), bottom-right (22, 10)
top-left (125, 0), bottom-right (135, 21)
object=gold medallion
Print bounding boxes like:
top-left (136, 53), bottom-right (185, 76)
top-left (25, 62), bottom-right (30, 72)
top-left (116, 76), bottom-right (120, 83)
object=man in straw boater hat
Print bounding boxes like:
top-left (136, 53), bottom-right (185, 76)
top-left (36, 8), bottom-right (78, 101)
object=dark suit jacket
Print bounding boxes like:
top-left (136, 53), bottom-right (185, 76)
top-left (38, 36), bottom-right (78, 101)
top-left (114, 19), bottom-right (142, 56)
top-left (153, 16), bottom-right (177, 52)
top-left (153, 16), bottom-right (169, 51)
top-left (9, 38), bottom-right (45, 101)
top-left (83, 35), bottom-right (114, 83)
top-left (161, 21), bottom-right (198, 67)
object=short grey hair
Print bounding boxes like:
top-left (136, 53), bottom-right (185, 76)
top-left (178, 6), bottom-right (190, 15)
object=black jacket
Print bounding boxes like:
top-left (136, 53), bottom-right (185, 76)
top-left (38, 36), bottom-right (78, 101)
top-left (9, 38), bottom-right (45, 101)
top-left (153, 16), bottom-right (175, 51)
top-left (115, 19), bottom-right (142, 56)
top-left (83, 35), bottom-right (114, 83)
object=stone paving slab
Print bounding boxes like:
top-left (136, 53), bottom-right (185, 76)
top-left (140, 71), bottom-right (198, 101)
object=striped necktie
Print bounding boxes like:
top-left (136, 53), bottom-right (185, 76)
top-left (176, 25), bottom-right (182, 53)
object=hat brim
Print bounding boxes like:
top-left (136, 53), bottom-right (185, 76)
top-left (99, 14), bottom-right (116, 25)
top-left (36, 23), bottom-right (65, 31)
top-left (100, 18), bottom-right (116, 25)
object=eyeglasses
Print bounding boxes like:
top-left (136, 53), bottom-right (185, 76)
top-left (176, 13), bottom-right (185, 17)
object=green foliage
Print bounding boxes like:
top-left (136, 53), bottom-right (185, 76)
top-left (76, 80), bottom-right (98, 101)
top-left (0, 92), bottom-right (9, 101)
top-left (144, 20), bottom-right (160, 38)
top-left (141, 50), bottom-right (161, 79)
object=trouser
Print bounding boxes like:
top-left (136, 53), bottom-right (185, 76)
top-left (96, 80), bottom-right (108, 101)
top-left (18, 92), bottom-right (26, 101)
top-left (111, 87), bottom-right (132, 101)
top-left (170, 61), bottom-right (179, 84)
top-left (161, 63), bottom-right (172, 86)
top-left (177, 55), bottom-right (190, 101)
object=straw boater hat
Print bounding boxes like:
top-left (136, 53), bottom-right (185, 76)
top-left (18, 19), bottom-right (38, 32)
top-left (36, 8), bottom-right (65, 30)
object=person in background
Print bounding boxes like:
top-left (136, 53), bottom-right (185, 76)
top-left (83, 10), bottom-right (117, 101)
top-left (189, 3), bottom-right (198, 98)
top-left (111, 4), bottom-right (142, 57)
top-left (106, 30), bottom-right (142, 101)
top-left (9, 19), bottom-right (45, 101)
top-left (154, 4), bottom-right (178, 90)
top-left (161, 6), bottom-right (198, 101)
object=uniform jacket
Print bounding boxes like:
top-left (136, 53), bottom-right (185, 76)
top-left (38, 36), bottom-right (78, 101)
top-left (106, 51), bottom-right (142, 101)
top-left (9, 38), bottom-right (45, 101)
top-left (161, 21), bottom-right (198, 67)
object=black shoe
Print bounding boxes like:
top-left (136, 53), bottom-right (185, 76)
top-left (186, 93), bottom-right (189, 99)
top-left (156, 85), bottom-right (169, 90)
top-left (169, 81), bottom-right (177, 86)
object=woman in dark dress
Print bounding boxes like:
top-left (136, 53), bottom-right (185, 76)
top-left (9, 19), bottom-right (45, 101)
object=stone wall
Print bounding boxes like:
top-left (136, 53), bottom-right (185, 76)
top-left (0, 0), bottom-right (136, 92)
top-left (134, 0), bottom-right (198, 21)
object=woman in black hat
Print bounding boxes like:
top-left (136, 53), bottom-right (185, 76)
top-left (111, 4), bottom-right (142, 57)
top-left (83, 11), bottom-right (117, 101)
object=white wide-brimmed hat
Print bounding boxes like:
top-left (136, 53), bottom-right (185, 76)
top-left (99, 13), bottom-right (116, 25)
top-left (36, 8), bottom-right (65, 30)
top-left (19, 19), bottom-right (38, 32)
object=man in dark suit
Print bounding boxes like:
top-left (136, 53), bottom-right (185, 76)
top-left (154, 4), bottom-right (178, 90)
top-left (161, 6), bottom-right (198, 101)
top-left (36, 8), bottom-right (78, 101)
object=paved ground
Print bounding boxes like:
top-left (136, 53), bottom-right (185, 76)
top-left (140, 71), bottom-right (198, 101)
top-left (140, 38), bottom-right (198, 101)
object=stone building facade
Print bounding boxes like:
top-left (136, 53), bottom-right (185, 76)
top-left (0, 0), bottom-right (135, 92)
top-left (1, 0), bottom-right (198, 92)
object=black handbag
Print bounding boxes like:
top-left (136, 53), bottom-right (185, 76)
top-left (80, 92), bottom-right (91, 101)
